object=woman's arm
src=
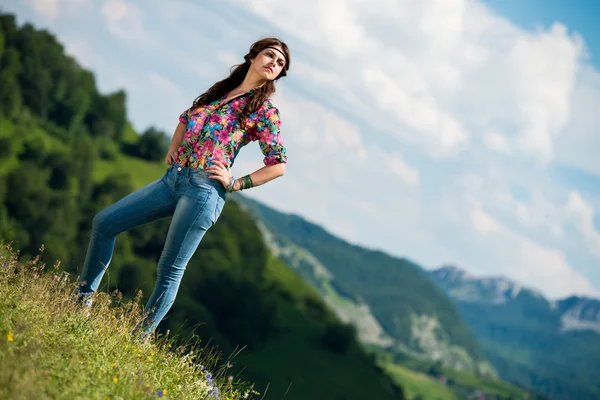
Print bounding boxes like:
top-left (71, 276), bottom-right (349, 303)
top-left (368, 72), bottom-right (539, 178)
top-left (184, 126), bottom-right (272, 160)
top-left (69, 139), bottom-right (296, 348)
top-left (206, 160), bottom-right (285, 191)
top-left (232, 163), bottom-right (286, 191)
top-left (165, 122), bottom-right (186, 165)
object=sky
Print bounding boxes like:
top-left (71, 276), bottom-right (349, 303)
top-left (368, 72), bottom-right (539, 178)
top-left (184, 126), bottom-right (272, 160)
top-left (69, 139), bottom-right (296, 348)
top-left (4, 0), bottom-right (600, 300)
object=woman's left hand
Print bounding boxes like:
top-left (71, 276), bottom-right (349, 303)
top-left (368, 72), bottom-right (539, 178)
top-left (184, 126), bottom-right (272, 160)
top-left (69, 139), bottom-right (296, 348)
top-left (205, 160), bottom-right (232, 188)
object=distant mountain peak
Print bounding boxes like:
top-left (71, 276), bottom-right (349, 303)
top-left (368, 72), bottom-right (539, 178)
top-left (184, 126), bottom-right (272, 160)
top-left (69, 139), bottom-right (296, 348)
top-left (428, 266), bottom-right (544, 305)
top-left (431, 265), bottom-right (473, 282)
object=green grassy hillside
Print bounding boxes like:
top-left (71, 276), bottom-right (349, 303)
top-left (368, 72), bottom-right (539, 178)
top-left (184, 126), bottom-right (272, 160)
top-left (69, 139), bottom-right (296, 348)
top-left (0, 242), bottom-right (254, 400)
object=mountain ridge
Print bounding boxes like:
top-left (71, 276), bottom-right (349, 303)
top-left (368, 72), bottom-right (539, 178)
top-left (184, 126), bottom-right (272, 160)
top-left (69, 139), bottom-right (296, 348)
top-left (428, 264), bottom-right (600, 332)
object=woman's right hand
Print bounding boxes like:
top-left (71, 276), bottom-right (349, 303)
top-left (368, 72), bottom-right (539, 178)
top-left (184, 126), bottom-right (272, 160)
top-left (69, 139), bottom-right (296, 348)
top-left (165, 149), bottom-right (179, 165)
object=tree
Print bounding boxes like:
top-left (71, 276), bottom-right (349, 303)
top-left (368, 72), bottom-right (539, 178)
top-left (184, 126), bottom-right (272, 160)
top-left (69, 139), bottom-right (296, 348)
top-left (122, 126), bottom-right (169, 161)
top-left (322, 321), bottom-right (357, 354)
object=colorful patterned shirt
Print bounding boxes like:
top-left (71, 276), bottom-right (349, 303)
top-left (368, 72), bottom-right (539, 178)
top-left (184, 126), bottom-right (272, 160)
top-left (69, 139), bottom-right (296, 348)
top-left (177, 88), bottom-right (287, 171)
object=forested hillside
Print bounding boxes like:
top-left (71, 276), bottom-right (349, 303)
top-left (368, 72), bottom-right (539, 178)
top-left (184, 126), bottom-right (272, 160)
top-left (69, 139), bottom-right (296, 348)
top-left (0, 13), bottom-right (405, 400)
top-left (237, 197), bottom-right (485, 366)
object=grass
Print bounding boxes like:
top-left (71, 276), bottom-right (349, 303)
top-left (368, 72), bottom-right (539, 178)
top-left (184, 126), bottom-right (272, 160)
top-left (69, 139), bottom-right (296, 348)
top-left (95, 156), bottom-right (167, 189)
top-left (0, 242), bottom-right (260, 400)
top-left (382, 362), bottom-right (458, 400)
top-left (440, 366), bottom-right (531, 399)
top-left (378, 348), bottom-right (537, 400)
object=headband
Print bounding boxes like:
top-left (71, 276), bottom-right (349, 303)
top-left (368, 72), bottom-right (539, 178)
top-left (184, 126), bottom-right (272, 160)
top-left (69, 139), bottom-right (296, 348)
top-left (264, 46), bottom-right (288, 66)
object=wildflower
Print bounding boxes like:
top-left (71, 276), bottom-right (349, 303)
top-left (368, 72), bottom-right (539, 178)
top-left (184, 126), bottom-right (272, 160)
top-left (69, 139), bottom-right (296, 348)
top-left (157, 389), bottom-right (167, 397)
top-left (112, 376), bottom-right (118, 383)
top-left (7, 331), bottom-right (14, 342)
top-left (208, 386), bottom-right (220, 399)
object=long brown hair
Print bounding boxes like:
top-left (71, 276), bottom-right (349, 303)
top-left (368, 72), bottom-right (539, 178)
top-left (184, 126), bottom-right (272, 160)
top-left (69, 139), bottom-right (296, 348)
top-left (190, 37), bottom-right (291, 127)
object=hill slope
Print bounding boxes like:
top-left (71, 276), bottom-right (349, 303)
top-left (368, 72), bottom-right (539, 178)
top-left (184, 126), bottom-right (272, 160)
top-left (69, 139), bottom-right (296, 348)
top-left (0, 242), bottom-right (252, 400)
top-left (236, 196), bottom-right (489, 372)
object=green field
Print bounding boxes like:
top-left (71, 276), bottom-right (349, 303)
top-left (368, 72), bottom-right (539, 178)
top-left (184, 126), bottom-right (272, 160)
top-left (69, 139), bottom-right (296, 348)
top-left (382, 363), bottom-right (459, 400)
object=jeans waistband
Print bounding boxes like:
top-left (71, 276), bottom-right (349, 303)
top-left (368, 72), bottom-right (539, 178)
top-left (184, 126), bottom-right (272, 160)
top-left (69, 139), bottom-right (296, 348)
top-left (168, 163), bottom-right (225, 193)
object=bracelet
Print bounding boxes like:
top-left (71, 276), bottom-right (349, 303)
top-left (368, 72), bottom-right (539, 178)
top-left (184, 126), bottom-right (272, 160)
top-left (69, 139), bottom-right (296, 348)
top-left (226, 176), bottom-right (236, 192)
top-left (239, 175), bottom-right (254, 191)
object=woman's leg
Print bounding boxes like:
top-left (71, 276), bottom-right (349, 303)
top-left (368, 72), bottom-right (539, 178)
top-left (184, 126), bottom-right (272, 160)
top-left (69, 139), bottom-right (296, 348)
top-left (75, 176), bottom-right (176, 305)
top-left (134, 173), bottom-right (226, 338)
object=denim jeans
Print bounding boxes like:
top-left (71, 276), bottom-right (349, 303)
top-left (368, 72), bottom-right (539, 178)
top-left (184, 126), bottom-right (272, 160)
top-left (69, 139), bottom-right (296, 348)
top-left (74, 163), bottom-right (227, 339)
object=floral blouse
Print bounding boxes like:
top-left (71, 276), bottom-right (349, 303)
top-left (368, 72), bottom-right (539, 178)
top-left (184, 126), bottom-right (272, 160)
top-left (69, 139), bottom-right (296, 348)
top-left (177, 89), bottom-right (287, 171)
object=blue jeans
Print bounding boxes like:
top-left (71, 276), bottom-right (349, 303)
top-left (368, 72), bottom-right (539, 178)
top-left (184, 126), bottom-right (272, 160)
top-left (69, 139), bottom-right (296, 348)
top-left (74, 163), bottom-right (227, 338)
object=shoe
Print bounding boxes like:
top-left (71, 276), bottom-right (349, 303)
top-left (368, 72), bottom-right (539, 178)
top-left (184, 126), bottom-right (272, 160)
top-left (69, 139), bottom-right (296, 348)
top-left (71, 290), bottom-right (93, 317)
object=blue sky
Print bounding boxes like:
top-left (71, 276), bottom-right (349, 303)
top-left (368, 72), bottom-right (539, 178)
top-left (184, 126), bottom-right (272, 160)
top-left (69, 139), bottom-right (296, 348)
top-left (5, 0), bottom-right (600, 299)
top-left (483, 0), bottom-right (600, 68)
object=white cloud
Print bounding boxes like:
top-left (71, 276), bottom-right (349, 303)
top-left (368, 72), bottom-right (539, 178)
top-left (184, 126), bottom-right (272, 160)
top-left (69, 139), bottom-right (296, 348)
top-left (100, 0), bottom-right (161, 48)
top-left (509, 23), bottom-right (583, 163)
top-left (64, 37), bottom-right (94, 69)
top-left (362, 64), bottom-right (468, 157)
top-left (24, 0), bottom-right (92, 20)
top-left (147, 72), bottom-right (183, 99)
top-left (236, 0), bottom-right (586, 165)
top-left (63, 0), bottom-right (92, 12)
top-left (467, 201), bottom-right (599, 298)
top-left (101, 0), bottom-right (138, 39)
top-left (485, 131), bottom-right (512, 154)
top-left (470, 202), bottom-right (503, 235)
top-left (386, 153), bottom-right (420, 186)
top-left (24, 0), bottom-right (58, 20)
top-left (555, 64), bottom-right (600, 176)
top-left (217, 52), bottom-right (239, 67)
top-left (566, 192), bottom-right (600, 259)
top-left (516, 238), bottom-right (599, 298)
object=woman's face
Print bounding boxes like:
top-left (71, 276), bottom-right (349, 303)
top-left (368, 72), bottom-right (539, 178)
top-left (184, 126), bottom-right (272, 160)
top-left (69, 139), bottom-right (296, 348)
top-left (252, 45), bottom-right (287, 81)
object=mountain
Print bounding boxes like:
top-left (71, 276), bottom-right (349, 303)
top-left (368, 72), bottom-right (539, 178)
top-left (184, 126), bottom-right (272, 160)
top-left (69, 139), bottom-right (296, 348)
top-left (236, 196), bottom-right (491, 372)
top-left (0, 13), bottom-right (406, 400)
top-left (429, 265), bottom-right (544, 305)
top-left (556, 296), bottom-right (600, 334)
top-left (427, 265), bottom-right (600, 400)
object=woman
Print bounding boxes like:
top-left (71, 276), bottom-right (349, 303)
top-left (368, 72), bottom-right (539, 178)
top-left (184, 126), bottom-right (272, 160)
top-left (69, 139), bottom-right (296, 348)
top-left (74, 37), bottom-right (290, 340)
